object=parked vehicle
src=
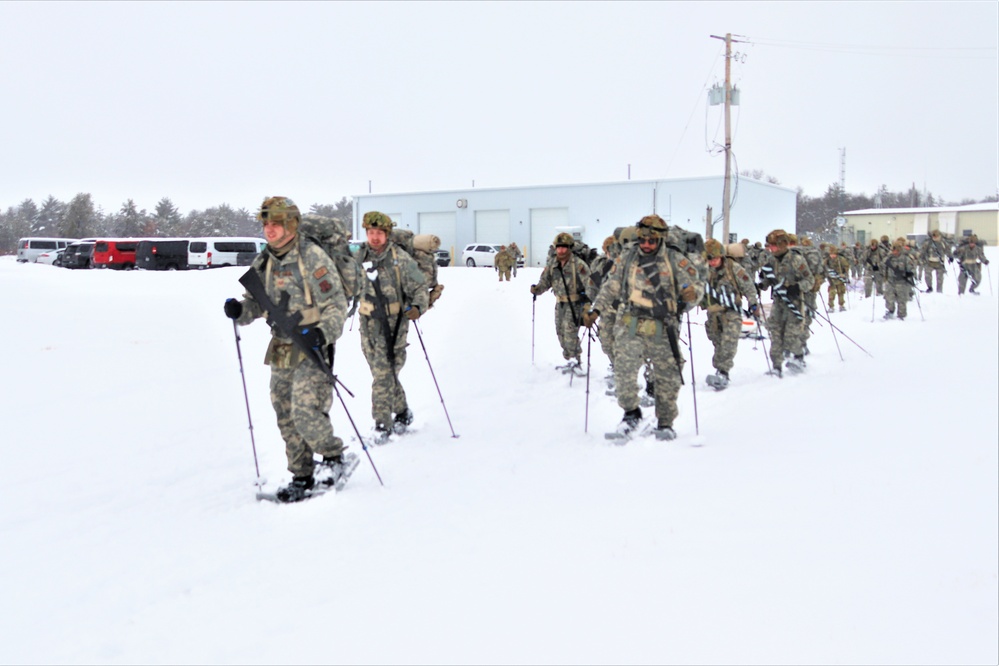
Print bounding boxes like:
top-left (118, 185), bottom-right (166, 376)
top-left (435, 249), bottom-right (451, 267)
top-left (188, 237), bottom-right (266, 269)
top-left (136, 239), bottom-right (190, 270)
top-left (35, 248), bottom-right (65, 266)
top-left (16, 237), bottom-right (75, 263)
top-left (62, 241), bottom-right (97, 269)
top-left (461, 243), bottom-right (504, 267)
top-left (92, 239), bottom-right (143, 270)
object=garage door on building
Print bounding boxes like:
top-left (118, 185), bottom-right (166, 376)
top-left (474, 210), bottom-right (510, 244)
top-left (529, 207), bottom-right (570, 266)
top-left (418, 212), bottom-right (457, 263)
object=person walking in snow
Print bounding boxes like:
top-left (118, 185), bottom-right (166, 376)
top-left (757, 229), bottom-right (814, 377)
top-left (882, 238), bottom-right (917, 320)
top-left (825, 245), bottom-right (851, 311)
top-left (494, 245), bottom-right (515, 282)
top-left (953, 234), bottom-right (989, 295)
top-left (701, 238), bottom-right (758, 390)
top-left (354, 211), bottom-right (429, 439)
top-left (224, 196), bottom-right (354, 502)
top-left (920, 229), bottom-right (952, 293)
top-left (582, 215), bottom-right (705, 440)
top-left (530, 232), bottom-right (591, 374)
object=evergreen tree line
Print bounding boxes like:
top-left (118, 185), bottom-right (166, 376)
top-left (0, 195), bottom-right (353, 255)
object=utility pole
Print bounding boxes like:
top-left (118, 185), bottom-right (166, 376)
top-left (710, 33), bottom-right (746, 244)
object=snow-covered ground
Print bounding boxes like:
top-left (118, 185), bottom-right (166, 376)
top-left (2, 250), bottom-right (997, 665)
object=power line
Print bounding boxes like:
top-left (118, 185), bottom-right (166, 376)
top-left (751, 37), bottom-right (996, 58)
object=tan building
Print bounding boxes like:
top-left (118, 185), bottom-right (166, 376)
top-left (841, 202), bottom-right (998, 246)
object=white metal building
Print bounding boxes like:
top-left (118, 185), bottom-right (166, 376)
top-left (352, 176), bottom-right (796, 266)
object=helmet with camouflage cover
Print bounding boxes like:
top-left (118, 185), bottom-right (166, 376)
top-left (881, 234), bottom-right (890, 243)
top-left (553, 232), bottom-right (574, 247)
top-left (258, 196), bottom-right (300, 234)
top-left (704, 238), bottom-right (725, 259)
top-left (602, 235), bottom-right (615, 253)
top-left (801, 237), bottom-right (814, 247)
top-left (766, 229), bottom-right (790, 247)
top-left (362, 211), bottom-right (394, 231)
top-left (787, 233), bottom-right (798, 245)
top-left (636, 214), bottom-right (668, 239)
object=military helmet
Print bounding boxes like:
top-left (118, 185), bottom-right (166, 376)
top-left (553, 232), bottom-right (574, 247)
top-left (787, 233), bottom-right (799, 245)
top-left (970, 234), bottom-right (979, 243)
top-left (362, 211), bottom-right (394, 231)
top-left (616, 225), bottom-right (639, 246)
top-left (741, 238), bottom-right (750, 245)
top-left (931, 229), bottom-right (941, 238)
top-left (892, 239), bottom-right (905, 252)
top-left (801, 237), bottom-right (814, 247)
top-left (766, 229), bottom-right (789, 247)
top-left (602, 235), bottom-right (615, 253)
top-left (636, 214), bottom-right (667, 240)
top-left (258, 196), bottom-right (300, 233)
top-left (881, 234), bottom-right (890, 243)
top-left (704, 238), bottom-right (725, 259)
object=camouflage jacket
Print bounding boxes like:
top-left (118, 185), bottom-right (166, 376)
top-left (535, 254), bottom-right (591, 306)
top-left (758, 248), bottom-right (815, 293)
top-left (702, 257), bottom-right (758, 313)
top-left (883, 251), bottom-right (917, 283)
top-left (953, 243), bottom-right (987, 265)
top-left (862, 244), bottom-right (889, 271)
top-left (237, 237), bottom-right (348, 367)
top-left (494, 248), bottom-right (515, 271)
top-left (592, 243), bottom-right (706, 323)
top-left (355, 241), bottom-right (429, 319)
top-left (825, 254), bottom-right (851, 283)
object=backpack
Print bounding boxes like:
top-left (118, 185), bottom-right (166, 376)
top-left (389, 228), bottom-right (444, 309)
top-left (546, 238), bottom-right (596, 264)
top-left (790, 244), bottom-right (824, 283)
top-left (299, 214), bottom-right (363, 307)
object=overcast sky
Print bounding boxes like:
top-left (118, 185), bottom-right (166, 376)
top-left (2, 1), bottom-right (996, 215)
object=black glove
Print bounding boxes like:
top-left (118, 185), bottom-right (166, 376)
top-left (785, 284), bottom-right (801, 299)
top-left (530, 284), bottom-right (540, 296)
top-left (224, 298), bottom-right (242, 320)
top-left (297, 325), bottom-right (325, 350)
top-left (984, 259), bottom-right (990, 265)
top-left (948, 256), bottom-right (954, 264)
top-left (873, 265), bottom-right (879, 272)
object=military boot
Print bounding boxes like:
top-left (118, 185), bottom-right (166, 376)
top-left (276, 475), bottom-right (314, 502)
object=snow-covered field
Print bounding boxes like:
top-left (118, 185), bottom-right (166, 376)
top-left (2, 251), bottom-right (997, 665)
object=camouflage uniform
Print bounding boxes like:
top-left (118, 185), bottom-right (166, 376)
top-left (758, 230), bottom-right (814, 374)
top-left (825, 251), bottom-right (851, 309)
top-left (356, 214), bottom-right (429, 432)
top-left (589, 217), bottom-right (706, 430)
top-left (883, 241), bottom-right (917, 319)
top-left (920, 233), bottom-right (952, 292)
top-left (862, 238), bottom-right (889, 298)
top-left (702, 244), bottom-right (758, 377)
top-left (233, 211), bottom-right (349, 479)
top-left (587, 236), bottom-right (621, 368)
top-left (851, 243), bottom-right (863, 279)
top-left (532, 234), bottom-right (591, 363)
top-left (494, 246), bottom-right (515, 281)
top-left (508, 242), bottom-right (523, 277)
top-left (953, 237), bottom-right (989, 294)
top-left (791, 238), bottom-right (823, 351)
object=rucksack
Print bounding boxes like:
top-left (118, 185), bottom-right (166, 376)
top-left (546, 238), bottom-right (596, 264)
top-left (790, 244), bottom-right (824, 282)
top-left (299, 214), bottom-right (363, 307)
top-left (390, 228), bottom-right (444, 309)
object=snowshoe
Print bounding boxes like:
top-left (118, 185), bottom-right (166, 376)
top-left (705, 372), bottom-right (729, 391)
top-left (371, 424), bottom-right (393, 445)
top-left (605, 407), bottom-right (643, 442)
top-left (317, 452), bottom-right (360, 491)
top-left (883, 311), bottom-right (895, 320)
top-left (557, 359), bottom-right (585, 377)
top-left (654, 424), bottom-right (677, 441)
top-left (785, 356), bottom-right (806, 374)
top-left (767, 367), bottom-right (783, 378)
top-left (393, 408), bottom-right (414, 435)
top-left (274, 476), bottom-right (314, 503)
top-left (839, 306), bottom-right (847, 312)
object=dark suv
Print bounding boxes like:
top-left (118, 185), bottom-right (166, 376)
top-left (63, 241), bottom-right (96, 269)
top-left (435, 249), bottom-right (451, 267)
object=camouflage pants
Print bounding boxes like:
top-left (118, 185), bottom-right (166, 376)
top-left (864, 269), bottom-right (884, 298)
top-left (554, 302), bottom-right (583, 361)
top-left (270, 358), bottom-right (341, 478)
top-left (705, 308), bottom-right (741, 374)
top-left (360, 316), bottom-right (410, 429)
top-left (767, 298), bottom-right (805, 368)
top-left (827, 280), bottom-right (846, 308)
top-left (884, 280), bottom-right (912, 318)
top-left (958, 264), bottom-right (982, 293)
top-left (612, 316), bottom-right (684, 426)
top-left (924, 262), bottom-right (946, 291)
top-left (498, 267), bottom-right (511, 281)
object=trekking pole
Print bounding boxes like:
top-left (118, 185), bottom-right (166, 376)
top-left (584, 329), bottom-right (593, 433)
top-left (531, 293), bottom-right (537, 365)
top-left (987, 263), bottom-right (994, 296)
top-left (412, 320), bottom-right (459, 438)
top-left (871, 284), bottom-right (876, 322)
top-left (755, 316), bottom-right (772, 374)
top-left (911, 280), bottom-right (925, 321)
top-left (231, 320), bottom-right (264, 490)
top-left (810, 306), bottom-right (874, 358)
top-left (819, 298), bottom-right (845, 362)
top-left (332, 380), bottom-right (384, 486)
top-left (685, 311), bottom-right (700, 436)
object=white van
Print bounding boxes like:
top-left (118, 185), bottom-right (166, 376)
top-left (188, 237), bottom-right (266, 269)
top-left (16, 237), bottom-right (76, 263)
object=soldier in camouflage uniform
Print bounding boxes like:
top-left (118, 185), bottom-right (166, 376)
top-left (701, 238), bottom-right (758, 390)
top-left (508, 242), bottom-right (523, 277)
top-left (582, 215), bottom-right (706, 440)
top-left (531, 232), bottom-right (591, 372)
top-left (792, 236), bottom-right (823, 354)
top-left (825, 245), bottom-right (851, 311)
top-left (494, 245), bottom-right (515, 282)
top-left (224, 196), bottom-right (351, 502)
top-left (757, 229), bottom-right (814, 376)
top-left (862, 237), bottom-right (889, 298)
top-left (587, 235), bottom-right (622, 375)
top-left (953, 234), bottom-right (989, 295)
top-left (882, 239), bottom-right (917, 320)
top-left (355, 211), bottom-right (429, 436)
top-left (919, 231), bottom-right (952, 293)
